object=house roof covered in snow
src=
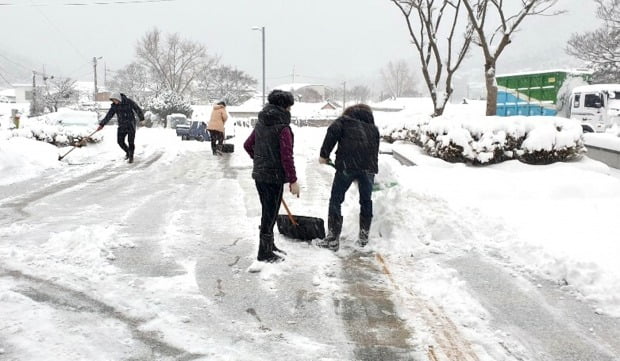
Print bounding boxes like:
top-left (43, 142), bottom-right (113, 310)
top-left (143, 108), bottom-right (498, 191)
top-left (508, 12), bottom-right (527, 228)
top-left (572, 84), bottom-right (620, 93)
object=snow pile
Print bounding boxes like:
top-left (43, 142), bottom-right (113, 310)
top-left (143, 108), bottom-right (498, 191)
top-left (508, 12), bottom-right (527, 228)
top-left (0, 136), bottom-right (63, 185)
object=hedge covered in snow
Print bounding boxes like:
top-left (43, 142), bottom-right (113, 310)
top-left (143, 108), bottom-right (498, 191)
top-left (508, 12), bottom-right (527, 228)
top-left (381, 115), bottom-right (585, 165)
top-left (0, 109), bottom-right (102, 147)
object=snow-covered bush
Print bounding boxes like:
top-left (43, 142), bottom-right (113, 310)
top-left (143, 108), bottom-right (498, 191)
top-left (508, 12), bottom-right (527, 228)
top-left (383, 115), bottom-right (585, 165)
top-left (11, 124), bottom-right (101, 147)
top-left (4, 110), bottom-right (102, 147)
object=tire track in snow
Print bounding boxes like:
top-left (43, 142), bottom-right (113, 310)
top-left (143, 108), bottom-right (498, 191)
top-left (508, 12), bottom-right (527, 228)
top-left (374, 253), bottom-right (482, 361)
top-left (0, 266), bottom-right (205, 361)
top-left (0, 151), bottom-right (164, 223)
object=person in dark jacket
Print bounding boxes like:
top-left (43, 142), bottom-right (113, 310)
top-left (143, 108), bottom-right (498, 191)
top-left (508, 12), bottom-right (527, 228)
top-left (244, 90), bottom-right (300, 263)
top-left (97, 92), bottom-right (145, 163)
top-left (316, 104), bottom-right (380, 251)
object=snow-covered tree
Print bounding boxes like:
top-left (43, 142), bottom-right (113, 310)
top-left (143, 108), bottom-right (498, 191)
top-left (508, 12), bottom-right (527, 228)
top-left (194, 65), bottom-right (257, 105)
top-left (566, 0), bottom-right (620, 83)
top-left (390, 0), bottom-right (474, 116)
top-left (44, 78), bottom-right (77, 112)
top-left (136, 28), bottom-right (210, 95)
top-left (107, 62), bottom-right (151, 103)
top-left (349, 85), bottom-right (372, 103)
top-left (462, 0), bottom-right (563, 115)
top-left (144, 91), bottom-right (193, 127)
top-left (380, 60), bottom-right (418, 98)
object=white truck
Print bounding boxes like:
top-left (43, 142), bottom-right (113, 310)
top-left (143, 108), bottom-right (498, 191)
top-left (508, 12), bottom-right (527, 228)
top-left (570, 84), bottom-right (620, 133)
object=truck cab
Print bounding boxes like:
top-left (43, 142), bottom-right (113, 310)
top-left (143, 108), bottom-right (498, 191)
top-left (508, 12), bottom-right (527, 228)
top-left (570, 84), bottom-right (620, 133)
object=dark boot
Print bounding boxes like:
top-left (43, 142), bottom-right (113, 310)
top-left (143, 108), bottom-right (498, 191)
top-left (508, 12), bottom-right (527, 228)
top-left (258, 226), bottom-right (286, 255)
top-left (257, 232), bottom-right (284, 263)
top-left (316, 215), bottom-right (342, 252)
top-left (357, 216), bottom-right (372, 247)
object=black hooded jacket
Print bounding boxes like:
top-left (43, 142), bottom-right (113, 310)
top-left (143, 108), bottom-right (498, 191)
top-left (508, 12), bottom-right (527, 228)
top-left (249, 104), bottom-right (295, 183)
top-left (320, 114), bottom-right (380, 174)
top-left (99, 94), bottom-right (145, 129)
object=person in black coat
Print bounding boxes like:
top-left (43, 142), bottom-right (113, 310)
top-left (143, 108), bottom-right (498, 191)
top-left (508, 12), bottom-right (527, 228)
top-left (244, 90), bottom-right (300, 263)
top-left (97, 92), bottom-right (145, 163)
top-left (316, 104), bottom-right (380, 251)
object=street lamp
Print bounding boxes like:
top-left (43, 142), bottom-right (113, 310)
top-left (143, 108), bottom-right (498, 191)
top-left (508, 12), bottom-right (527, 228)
top-left (252, 26), bottom-right (265, 106)
top-left (93, 56), bottom-right (103, 101)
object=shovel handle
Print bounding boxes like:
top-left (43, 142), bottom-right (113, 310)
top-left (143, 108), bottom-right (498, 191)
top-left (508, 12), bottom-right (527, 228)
top-left (280, 198), bottom-right (298, 226)
top-left (58, 128), bottom-right (100, 161)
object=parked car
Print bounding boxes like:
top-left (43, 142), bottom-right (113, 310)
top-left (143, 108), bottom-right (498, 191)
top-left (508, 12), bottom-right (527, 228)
top-left (167, 113), bottom-right (189, 129)
top-left (176, 120), bottom-right (211, 141)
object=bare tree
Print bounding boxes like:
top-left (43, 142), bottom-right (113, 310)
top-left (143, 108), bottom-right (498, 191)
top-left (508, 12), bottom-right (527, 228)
top-left (390, 0), bottom-right (474, 116)
top-left (380, 60), bottom-right (418, 98)
top-left (566, 0), bottom-right (620, 83)
top-left (462, 0), bottom-right (563, 115)
top-left (135, 28), bottom-right (209, 95)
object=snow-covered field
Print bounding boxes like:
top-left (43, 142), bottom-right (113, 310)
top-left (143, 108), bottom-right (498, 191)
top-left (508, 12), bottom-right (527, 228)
top-left (2, 103), bottom-right (620, 359)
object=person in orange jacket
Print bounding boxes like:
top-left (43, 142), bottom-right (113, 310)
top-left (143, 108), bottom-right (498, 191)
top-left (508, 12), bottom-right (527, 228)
top-left (207, 101), bottom-right (228, 156)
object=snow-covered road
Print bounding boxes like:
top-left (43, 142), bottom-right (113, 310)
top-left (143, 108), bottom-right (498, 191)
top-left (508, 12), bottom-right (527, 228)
top-left (2, 125), bottom-right (620, 361)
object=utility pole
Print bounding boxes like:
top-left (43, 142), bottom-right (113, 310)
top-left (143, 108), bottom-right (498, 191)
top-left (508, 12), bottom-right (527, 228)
top-left (30, 71), bottom-right (37, 116)
top-left (261, 27), bottom-right (265, 106)
top-left (93, 57), bottom-right (98, 101)
top-left (251, 26), bottom-right (266, 105)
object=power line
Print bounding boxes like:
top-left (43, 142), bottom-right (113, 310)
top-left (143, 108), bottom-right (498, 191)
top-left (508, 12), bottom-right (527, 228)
top-left (0, 0), bottom-right (179, 6)
top-left (28, 0), bottom-right (87, 61)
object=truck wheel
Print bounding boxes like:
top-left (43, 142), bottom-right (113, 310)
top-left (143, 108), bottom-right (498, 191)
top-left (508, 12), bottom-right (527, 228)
top-left (197, 135), bottom-right (204, 142)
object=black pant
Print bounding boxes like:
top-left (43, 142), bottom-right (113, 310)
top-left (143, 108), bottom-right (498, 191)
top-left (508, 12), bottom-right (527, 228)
top-left (117, 125), bottom-right (136, 156)
top-left (208, 130), bottom-right (224, 154)
top-left (328, 170), bottom-right (374, 219)
top-left (255, 181), bottom-right (284, 236)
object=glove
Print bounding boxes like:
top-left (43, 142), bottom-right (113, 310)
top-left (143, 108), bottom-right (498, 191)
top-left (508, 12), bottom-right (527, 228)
top-left (319, 157), bottom-right (329, 164)
top-left (289, 182), bottom-right (300, 198)
top-left (96, 124), bottom-right (104, 131)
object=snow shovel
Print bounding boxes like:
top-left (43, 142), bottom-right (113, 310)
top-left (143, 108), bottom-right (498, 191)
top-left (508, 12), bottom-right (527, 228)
top-left (58, 129), bottom-right (99, 161)
top-left (276, 198), bottom-right (325, 241)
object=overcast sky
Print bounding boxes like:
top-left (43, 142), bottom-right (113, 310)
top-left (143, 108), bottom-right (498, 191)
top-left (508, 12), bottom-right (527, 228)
top-left (0, 0), bottom-right (603, 96)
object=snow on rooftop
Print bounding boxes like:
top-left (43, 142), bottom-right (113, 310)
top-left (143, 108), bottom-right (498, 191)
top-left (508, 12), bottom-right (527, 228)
top-left (0, 88), bottom-right (16, 97)
top-left (572, 84), bottom-right (620, 93)
top-left (273, 83), bottom-right (322, 92)
top-left (496, 68), bottom-right (594, 78)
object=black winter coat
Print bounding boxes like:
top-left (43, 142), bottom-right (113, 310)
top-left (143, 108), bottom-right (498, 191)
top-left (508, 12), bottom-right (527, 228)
top-left (251, 104), bottom-right (294, 184)
top-left (320, 115), bottom-right (380, 174)
top-left (99, 94), bottom-right (145, 129)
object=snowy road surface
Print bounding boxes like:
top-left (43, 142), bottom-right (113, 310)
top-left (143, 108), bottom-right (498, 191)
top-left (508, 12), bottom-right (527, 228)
top-left (1, 126), bottom-right (620, 361)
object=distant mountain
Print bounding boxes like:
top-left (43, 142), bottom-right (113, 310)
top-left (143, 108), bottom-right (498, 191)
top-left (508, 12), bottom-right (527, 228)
top-left (0, 47), bottom-right (40, 86)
